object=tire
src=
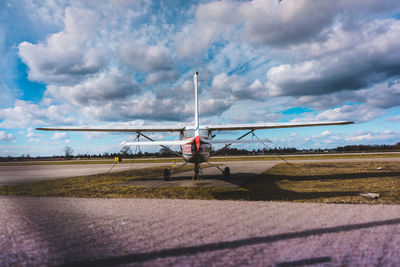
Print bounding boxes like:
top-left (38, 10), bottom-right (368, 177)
top-left (163, 168), bottom-right (170, 181)
top-left (223, 167), bottom-right (230, 178)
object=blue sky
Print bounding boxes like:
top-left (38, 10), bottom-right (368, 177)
top-left (1, 0), bottom-right (400, 156)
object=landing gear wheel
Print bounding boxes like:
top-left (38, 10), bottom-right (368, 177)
top-left (163, 168), bottom-right (170, 181)
top-left (223, 167), bottom-right (230, 178)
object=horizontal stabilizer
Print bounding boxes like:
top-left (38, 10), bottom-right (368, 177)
top-left (203, 138), bottom-right (272, 144)
top-left (121, 139), bottom-right (193, 146)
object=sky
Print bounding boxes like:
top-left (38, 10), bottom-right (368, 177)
top-left (1, 0), bottom-right (400, 157)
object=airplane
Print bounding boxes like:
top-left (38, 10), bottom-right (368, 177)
top-left (37, 72), bottom-right (353, 180)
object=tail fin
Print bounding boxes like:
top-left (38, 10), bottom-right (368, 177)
top-left (193, 72), bottom-right (199, 137)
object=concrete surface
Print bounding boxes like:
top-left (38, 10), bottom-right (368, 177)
top-left (0, 197), bottom-right (399, 266)
top-left (2, 157), bottom-right (400, 187)
top-left (0, 163), bottom-right (169, 186)
top-left (118, 161), bottom-right (279, 188)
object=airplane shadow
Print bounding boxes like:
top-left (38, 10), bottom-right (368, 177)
top-left (64, 217), bottom-right (400, 266)
top-left (126, 172), bottom-right (259, 188)
top-left (210, 170), bottom-right (400, 201)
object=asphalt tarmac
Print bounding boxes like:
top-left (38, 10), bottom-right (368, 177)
top-left (2, 157), bottom-right (400, 186)
top-left (0, 197), bottom-right (399, 266)
top-left (0, 163), bottom-right (169, 185)
top-left (117, 161), bottom-right (278, 188)
top-left (1, 158), bottom-right (400, 266)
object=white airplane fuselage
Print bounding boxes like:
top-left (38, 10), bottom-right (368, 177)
top-left (180, 129), bottom-right (212, 163)
top-left (181, 137), bottom-right (211, 163)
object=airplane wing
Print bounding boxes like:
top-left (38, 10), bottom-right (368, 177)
top-left (205, 121), bottom-right (353, 131)
top-left (35, 125), bottom-right (185, 132)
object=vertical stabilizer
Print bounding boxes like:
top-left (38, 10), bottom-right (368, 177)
top-left (193, 72), bottom-right (199, 137)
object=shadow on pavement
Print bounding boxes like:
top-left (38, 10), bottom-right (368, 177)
top-left (118, 172), bottom-right (259, 188)
top-left (65, 217), bottom-right (400, 266)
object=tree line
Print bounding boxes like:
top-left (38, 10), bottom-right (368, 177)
top-left (1, 142), bottom-right (400, 161)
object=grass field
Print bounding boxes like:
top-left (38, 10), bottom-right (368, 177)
top-left (1, 152), bottom-right (400, 166)
top-left (1, 161), bottom-right (399, 204)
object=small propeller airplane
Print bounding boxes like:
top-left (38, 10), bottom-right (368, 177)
top-left (37, 72), bottom-right (353, 180)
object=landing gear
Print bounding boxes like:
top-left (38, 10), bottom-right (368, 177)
top-left (206, 161), bottom-right (230, 179)
top-left (163, 168), bottom-right (170, 181)
top-left (163, 162), bottom-right (187, 181)
top-left (194, 163), bottom-right (200, 179)
top-left (223, 167), bottom-right (230, 179)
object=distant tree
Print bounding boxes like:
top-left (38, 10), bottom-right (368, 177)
top-left (159, 147), bottom-right (173, 157)
top-left (64, 146), bottom-right (74, 159)
top-left (120, 146), bottom-right (131, 157)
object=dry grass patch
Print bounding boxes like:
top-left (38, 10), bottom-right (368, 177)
top-left (1, 161), bottom-right (399, 204)
top-left (229, 161), bottom-right (400, 204)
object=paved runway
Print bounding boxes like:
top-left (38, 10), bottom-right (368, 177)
top-left (1, 158), bottom-right (400, 265)
top-left (118, 161), bottom-right (278, 188)
top-left (0, 197), bottom-right (399, 266)
top-left (0, 163), bottom-right (169, 185)
top-left (2, 157), bottom-right (400, 186)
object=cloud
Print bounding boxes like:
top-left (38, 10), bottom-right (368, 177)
top-left (211, 73), bottom-right (267, 100)
top-left (387, 114), bottom-right (400, 122)
top-left (0, 26), bottom-right (18, 108)
top-left (365, 81), bottom-right (400, 109)
top-left (291, 104), bottom-right (384, 123)
top-left (119, 43), bottom-right (174, 71)
top-left (293, 90), bottom-right (365, 110)
top-left (266, 19), bottom-right (400, 97)
top-left (0, 100), bottom-right (75, 128)
top-left (175, 0), bottom-right (238, 58)
top-left (345, 130), bottom-right (400, 143)
top-left (46, 68), bottom-right (139, 105)
top-left (156, 79), bottom-right (193, 101)
top-left (0, 131), bottom-right (15, 142)
top-left (78, 92), bottom-right (232, 122)
top-left (22, 0), bottom-right (67, 27)
top-left (51, 132), bottom-right (67, 140)
top-left (18, 7), bottom-right (103, 85)
top-left (145, 71), bottom-right (177, 85)
top-left (313, 105), bottom-right (384, 123)
top-left (229, 110), bottom-right (281, 123)
top-left (176, 0), bottom-right (400, 58)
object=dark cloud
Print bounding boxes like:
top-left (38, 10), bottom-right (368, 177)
top-left (80, 94), bottom-right (232, 122)
top-left (366, 81), bottom-right (400, 109)
top-left (266, 19), bottom-right (400, 97)
top-left (177, 0), bottom-right (400, 57)
top-left (46, 70), bottom-right (139, 106)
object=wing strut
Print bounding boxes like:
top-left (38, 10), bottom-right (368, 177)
top-left (137, 132), bottom-right (182, 157)
top-left (211, 129), bottom-right (269, 156)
